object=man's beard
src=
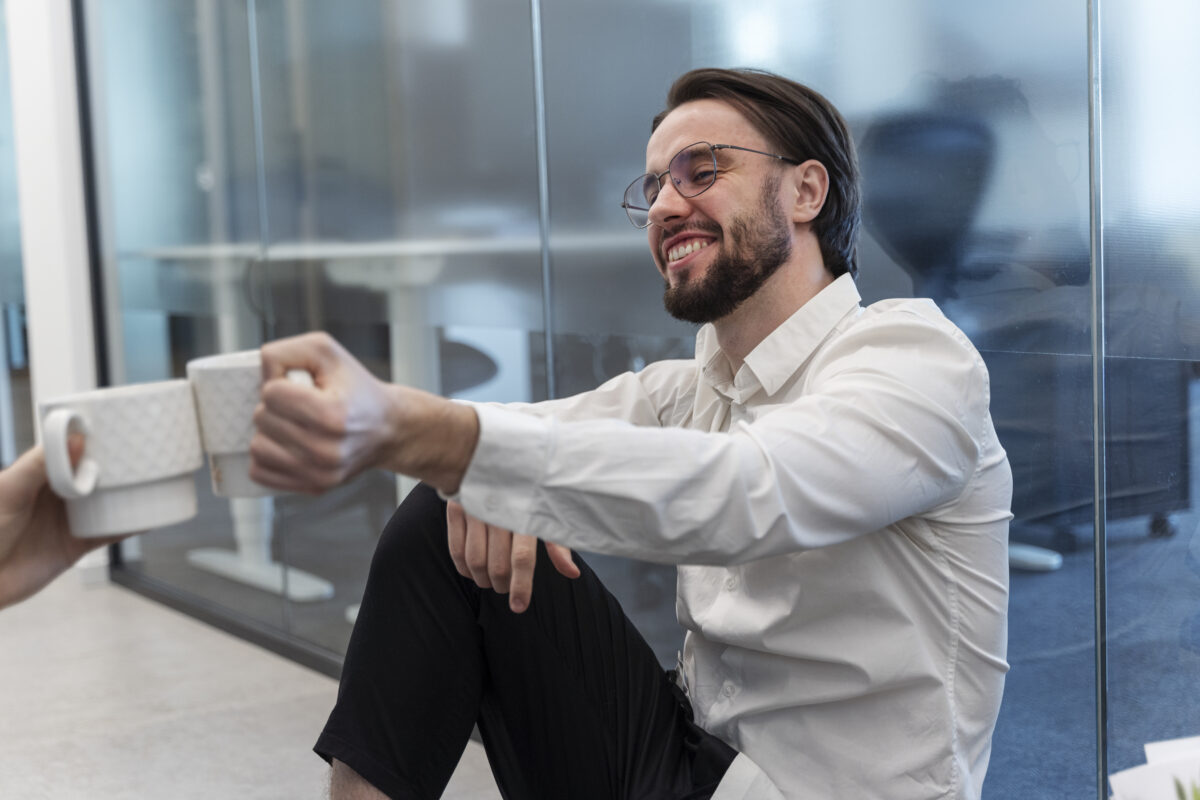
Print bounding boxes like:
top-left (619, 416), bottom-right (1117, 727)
top-left (662, 174), bottom-right (792, 324)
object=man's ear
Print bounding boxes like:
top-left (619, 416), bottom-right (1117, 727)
top-left (791, 160), bottom-right (829, 225)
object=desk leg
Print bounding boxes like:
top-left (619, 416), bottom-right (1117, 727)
top-left (186, 496), bottom-right (335, 602)
top-left (184, 260), bottom-right (335, 601)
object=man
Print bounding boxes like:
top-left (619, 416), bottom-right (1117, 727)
top-left (0, 440), bottom-right (127, 610)
top-left (251, 68), bottom-right (1012, 799)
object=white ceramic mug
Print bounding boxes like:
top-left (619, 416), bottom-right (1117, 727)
top-left (39, 380), bottom-right (204, 537)
top-left (186, 349), bottom-right (312, 497)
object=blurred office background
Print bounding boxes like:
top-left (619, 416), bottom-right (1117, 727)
top-left (1, 1), bottom-right (1197, 798)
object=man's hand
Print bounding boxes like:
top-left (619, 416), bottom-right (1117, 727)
top-left (0, 442), bottom-right (129, 610)
top-left (250, 332), bottom-right (480, 495)
top-left (446, 500), bottom-right (579, 613)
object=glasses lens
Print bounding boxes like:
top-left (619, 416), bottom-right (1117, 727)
top-left (622, 174), bottom-right (655, 227)
top-left (620, 143), bottom-right (717, 228)
top-left (669, 143), bottom-right (717, 198)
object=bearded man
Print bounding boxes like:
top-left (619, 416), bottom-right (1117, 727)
top-left (251, 67), bottom-right (1012, 800)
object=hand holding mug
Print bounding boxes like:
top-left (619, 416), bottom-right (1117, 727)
top-left (38, 380), bottom-right (203, 538)
top-left (0, 441), bottom-right (132, 610)
top-left (249, 332), bottom-right (404, 495)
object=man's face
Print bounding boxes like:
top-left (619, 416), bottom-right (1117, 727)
top-left (644, 99), bottom-right (795, 323)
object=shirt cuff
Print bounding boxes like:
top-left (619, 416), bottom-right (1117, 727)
top-left (451, 403), bottom-right (552, 533)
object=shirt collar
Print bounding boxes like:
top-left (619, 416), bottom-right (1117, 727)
top-left (696, 274), bottom-right (863, 400)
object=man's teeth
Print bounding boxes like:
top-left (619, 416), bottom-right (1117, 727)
top-left (668, 240), bottom-right (710, 263)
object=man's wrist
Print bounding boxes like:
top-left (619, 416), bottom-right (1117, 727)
top-left (383, 384), bottom-right (480, 495)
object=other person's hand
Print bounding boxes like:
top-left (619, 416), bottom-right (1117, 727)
top-left (0, 441), bottom-right (129, 610)
top-left (446, 500), bottom-right (579, 613)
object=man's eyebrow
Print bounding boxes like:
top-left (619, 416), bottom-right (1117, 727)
top-left (644, 142), bottom-right (713, 174)
top-left (643, 155), bottom-right (670, 174)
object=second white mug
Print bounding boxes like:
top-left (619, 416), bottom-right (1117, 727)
top-left (186, 349), bottom-right (313, 497)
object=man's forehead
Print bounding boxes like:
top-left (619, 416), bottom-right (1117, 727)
top-left (645, 98), bottom-right (764, 168)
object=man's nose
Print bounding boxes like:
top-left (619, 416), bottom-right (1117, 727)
top-left (647, 179), bottom-right (691, 227)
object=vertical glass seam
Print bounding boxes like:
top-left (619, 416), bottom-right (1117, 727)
top-left (528, 0), bottom-right (556, 399)
top-left (1087, 0), bottom-right (1109, 795)
top-left (245, 0), bottom-right (289, 627)
top-left (246, 0), bottom-right (275, 335)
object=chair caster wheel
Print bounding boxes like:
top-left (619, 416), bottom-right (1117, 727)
top-left (1149, 512), bottom-right (1175, 539)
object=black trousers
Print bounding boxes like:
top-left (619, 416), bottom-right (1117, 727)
top-left (314, 484), bottom-right (736, 800)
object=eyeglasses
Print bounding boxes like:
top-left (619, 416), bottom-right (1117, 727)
top-left (621, 141), bottom-right (801, 228)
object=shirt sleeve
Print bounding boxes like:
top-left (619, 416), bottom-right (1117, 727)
top-left (470, 357), bottom-right (697, 426)
top-left (455, 307), bottom-right (991, 565)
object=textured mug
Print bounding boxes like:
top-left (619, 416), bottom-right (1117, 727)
top-left (186, 349), bottom-right (312, 497)
top-left (39, 380), bottom-right (204, 537)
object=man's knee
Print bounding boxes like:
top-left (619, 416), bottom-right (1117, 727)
top-left (371, 483), bottom-right (450, 572)
top-left (329, 759), bottom-right (389, 800)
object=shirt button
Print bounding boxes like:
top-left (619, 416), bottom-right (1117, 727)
top-left (724, 577), bottom-right (738, 591)
top-left (485, 494), bottom-right (501, 511)
top-left (722, 683), bottom-right (735, 698)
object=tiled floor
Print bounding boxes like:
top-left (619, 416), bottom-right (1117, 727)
top-left (0, 573), bottom-right (500, 799)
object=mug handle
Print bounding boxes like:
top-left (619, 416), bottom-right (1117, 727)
top-left (42, 408), bottom-right (100, 499)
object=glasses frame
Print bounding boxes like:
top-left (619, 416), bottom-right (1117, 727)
top-left (621, 142), bottom-right (801, 228)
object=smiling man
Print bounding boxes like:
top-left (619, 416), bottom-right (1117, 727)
top-left (251, 68), bottom-right (1013, 800)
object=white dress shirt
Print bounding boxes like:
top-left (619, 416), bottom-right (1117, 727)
top-left (455, 274), bottom-right (1012, 800)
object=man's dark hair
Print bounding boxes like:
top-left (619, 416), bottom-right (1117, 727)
top-left (652, 68), bottom-right (861, 279)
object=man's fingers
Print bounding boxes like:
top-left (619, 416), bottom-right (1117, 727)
top-left (247, 460), bottom-right (323, 495)
top-left (259, 331), bottom-right (340, 383)
top-left (463, 513), bottom-right (492, 588)
top-left (248, 426), bottom-right (308, 477)
top-left (253, 401), bottom-right (347, 474)
top-left (258, 375), bottom-right (328, 432)
top-left (444, 506), bottom-right (569, 613)
top-left (546, 542), bottom-right (580, 579)
top-left (508, 534), bottom-right (539, 614)
top-left (487, 526), bottom-right (514, 594)
top-left (247, 432), bottom-right (339, 494)
top-left (446, 502), bottom-right (470, 578)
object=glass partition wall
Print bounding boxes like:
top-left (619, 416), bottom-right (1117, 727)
top-left (78, 1), bottom-right (1198, 797)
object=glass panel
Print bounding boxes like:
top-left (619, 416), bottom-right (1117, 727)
top-left (88, 3), bottom-right (1200, 793)
top-left (541, 1), bottom-right (1094, 795)
top-left (0, 0), bottom-right (32, 464)
top-left (83, 0), bottom-right (286, 629)
top-left (1100, 0), bottom-right (1200, 785)
top-left (251, 0), bottom-right (543, 654)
